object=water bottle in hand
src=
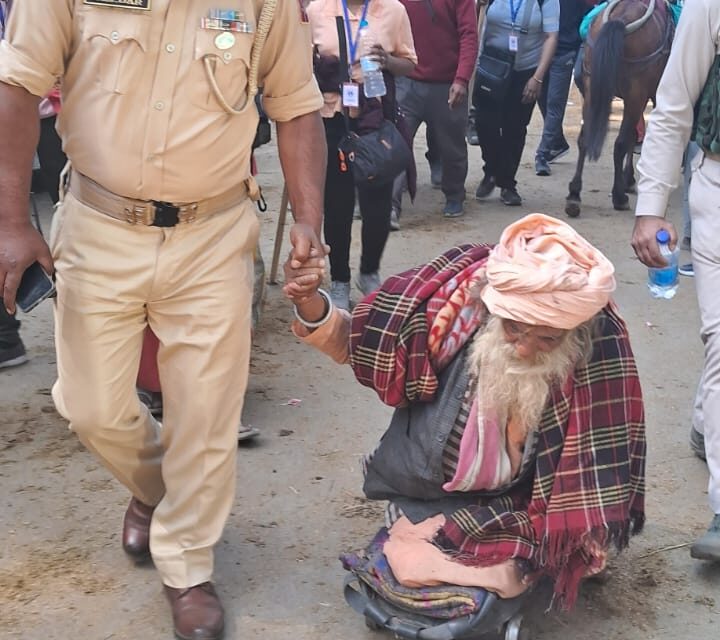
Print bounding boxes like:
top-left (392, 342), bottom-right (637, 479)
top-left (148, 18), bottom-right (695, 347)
top-left (358, 20), bottom-right (386, 98)
top-left (647, 229), bottom-right (679, 299)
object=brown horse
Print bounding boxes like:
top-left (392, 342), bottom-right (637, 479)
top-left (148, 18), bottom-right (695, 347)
top-left (565, 0), bottom-right (674, 218)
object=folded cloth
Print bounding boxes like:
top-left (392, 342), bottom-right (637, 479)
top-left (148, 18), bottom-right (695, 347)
top-left (341, 528), bottom-right (493, 619)
top-left (383, 516), bottom-right (528, 599)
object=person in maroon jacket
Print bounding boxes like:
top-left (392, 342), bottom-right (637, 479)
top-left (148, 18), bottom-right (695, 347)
top-left (391, 0), bottom-right (478, 224)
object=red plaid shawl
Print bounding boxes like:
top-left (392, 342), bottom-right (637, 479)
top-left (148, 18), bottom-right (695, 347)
top-left (349, 244), bottom-right (492, 406)
top-left (349, 246), bottom-right (646, 609)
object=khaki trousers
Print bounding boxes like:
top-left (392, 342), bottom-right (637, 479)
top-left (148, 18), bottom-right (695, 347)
top-left (50, 192), bottom-right (260, 587)
top-left (689, 153), bottom-right (720, 515)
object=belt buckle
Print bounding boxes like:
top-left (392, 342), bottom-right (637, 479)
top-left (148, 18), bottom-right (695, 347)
top-left (151, 201), bottom-right (180, 227)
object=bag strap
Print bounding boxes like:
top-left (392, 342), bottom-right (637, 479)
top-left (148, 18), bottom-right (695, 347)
top-left (335, 15), bottom-right (352, 133)
top-left (515, 0), bottom-right (536, 60)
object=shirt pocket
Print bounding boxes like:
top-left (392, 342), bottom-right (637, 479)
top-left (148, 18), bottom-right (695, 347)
top-left (191, 28), bottom-right (253, 112)
top-left (81, 10), bottom-right (152, 95)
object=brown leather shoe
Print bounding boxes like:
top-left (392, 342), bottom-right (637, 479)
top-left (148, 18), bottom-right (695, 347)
top-left (164, 582), bottom-right (225, 640)
top-left (121, 497), bottom-right (155, 563)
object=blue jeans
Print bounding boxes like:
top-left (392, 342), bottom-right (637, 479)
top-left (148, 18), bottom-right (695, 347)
top-left (536, 48), bottom-right (579, 160)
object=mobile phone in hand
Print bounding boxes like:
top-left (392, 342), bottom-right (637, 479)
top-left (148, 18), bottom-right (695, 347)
top-left (16, 262), bottom-right (56, 313)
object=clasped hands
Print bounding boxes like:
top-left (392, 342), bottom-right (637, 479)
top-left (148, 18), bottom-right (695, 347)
top-left (284, 224), bottom-right (330, 323)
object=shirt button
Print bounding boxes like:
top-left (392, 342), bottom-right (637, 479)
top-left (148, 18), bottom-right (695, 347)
top-left (166, 43), bottom-right (176, 53)
top-left (223, 52), bottom-right (232, 61)
top-left (110, 31), bottom-right (120, 42)
top-left (154, 101), bottom-right (165, 111)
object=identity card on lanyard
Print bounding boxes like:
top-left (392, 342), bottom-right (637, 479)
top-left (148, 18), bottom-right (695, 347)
top-left (341, 0), bottom-right (370, 108)
top-left (508, 0), bottom-right (523, 52)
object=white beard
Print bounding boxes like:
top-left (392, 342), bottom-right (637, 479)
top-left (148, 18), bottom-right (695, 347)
top-left (469, 316), bottom-right (586, 438)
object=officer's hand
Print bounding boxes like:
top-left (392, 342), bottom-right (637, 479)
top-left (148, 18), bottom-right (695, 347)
top-left (631, 216), bottom-right (677, 268)
top-left (288, 223), bottom-right (328, 270)
top-left (448, 82), bottom-right (467, 109)
top-left (283, 247), bottom-right (327, 306)
top-left (0, 221), bottom-right (54, 313)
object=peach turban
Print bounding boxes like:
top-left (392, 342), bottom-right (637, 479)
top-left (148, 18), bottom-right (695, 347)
top-left (480, 214), bottom-right (616, 330)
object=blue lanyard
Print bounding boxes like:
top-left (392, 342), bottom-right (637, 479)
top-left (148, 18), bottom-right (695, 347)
top-left (509, 0), bottom-right (523, 27)
top-left (341, 0), bottom-right (371, 65)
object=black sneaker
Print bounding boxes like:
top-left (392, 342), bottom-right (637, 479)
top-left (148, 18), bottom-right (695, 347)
top-left (500, 187), bottom-right (522, 206)
top-left (475, 175), bottom-right (496, 199)
top-left (547, 143), bottom-right (570, 163)
top-left (0, 340), bottom-right (28, 370)
top-left (535, 156), bottom-right (551, 177)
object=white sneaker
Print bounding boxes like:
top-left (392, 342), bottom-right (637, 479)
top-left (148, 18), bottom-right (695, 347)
top-left (330, 281), bottom-right (351, 311)
top-left (355, 271), bottom-right (381, 297)
top-left (238, 421), bottom-right (260, 442)
top-left (390, 208), bottom-right (400, 231)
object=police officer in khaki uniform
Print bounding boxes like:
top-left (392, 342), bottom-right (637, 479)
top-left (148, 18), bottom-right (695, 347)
top-left (0, 1), bottom-right (326, 638)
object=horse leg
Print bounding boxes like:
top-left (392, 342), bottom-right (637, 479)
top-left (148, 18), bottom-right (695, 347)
top-left (611, 133), bottom-right (629, 210)
top-left (624, 152), bottom-right (636, 193)
top-left (566, 123), bottom-right (587, 218)
top-left (612, 94), bottom-right (647, 211)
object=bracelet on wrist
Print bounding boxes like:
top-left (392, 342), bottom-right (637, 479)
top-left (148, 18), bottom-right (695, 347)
top-left (532, 76), bottom-right (543, 84)
top-left (293, 288), bottom-right (333, 329)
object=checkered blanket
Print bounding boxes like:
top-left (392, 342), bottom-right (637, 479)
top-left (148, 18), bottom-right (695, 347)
top-left (349, 246), bottom-right (646, 609)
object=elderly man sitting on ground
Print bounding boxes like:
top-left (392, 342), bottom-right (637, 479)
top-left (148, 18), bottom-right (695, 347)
top-left (285, 214), bottom-right (646, 610)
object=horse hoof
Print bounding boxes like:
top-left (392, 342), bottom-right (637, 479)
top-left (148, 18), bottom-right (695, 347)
top-left (565, 201), bottom-right (581, 218)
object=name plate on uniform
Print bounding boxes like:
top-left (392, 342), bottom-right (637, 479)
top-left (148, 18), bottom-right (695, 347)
top-left (84, 0), bottom-right (151, 10)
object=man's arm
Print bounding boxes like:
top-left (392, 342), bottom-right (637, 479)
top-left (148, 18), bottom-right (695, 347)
top-left (276, 110), bottom-right (327, 265)
top-left (632, 0), bottom-right (719, 267)
top-left (0, 81), bottom-right (52, 312)
top-left (449, 0), bottom-right (479, 109)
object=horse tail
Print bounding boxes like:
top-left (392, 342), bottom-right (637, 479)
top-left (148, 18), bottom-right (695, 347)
top-left (586, 20), bottom-right (626, 161)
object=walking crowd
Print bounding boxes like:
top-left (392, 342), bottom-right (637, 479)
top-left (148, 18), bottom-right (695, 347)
top-left (0, 0), bottom-right (718, 639)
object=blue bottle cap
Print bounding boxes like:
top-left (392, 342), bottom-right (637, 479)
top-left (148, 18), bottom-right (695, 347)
top-left (656, 229), bottom-right (670, 244)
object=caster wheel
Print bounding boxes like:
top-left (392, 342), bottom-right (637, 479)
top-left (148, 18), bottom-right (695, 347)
top-left (365, 616), bottom-right (382, 632)
top-left (504, 614), bottom-right (529, 640)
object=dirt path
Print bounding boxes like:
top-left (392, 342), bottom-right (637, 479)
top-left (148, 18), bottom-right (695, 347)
top-left (1, 94), bottom-right (718, 639)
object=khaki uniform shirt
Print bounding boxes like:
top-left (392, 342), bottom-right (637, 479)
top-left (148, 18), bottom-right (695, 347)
top-left (635, 0), bottom-right (720, 217)
top-left (0, 0), bottom-right (323, 201)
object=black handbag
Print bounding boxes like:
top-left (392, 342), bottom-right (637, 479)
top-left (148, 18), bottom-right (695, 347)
top-left (338, 119), bottom-right (413, 186)
top-left (473, 46), bottom-right (515, 103)
top-left (334, 17), bottom-right (411, 187)
top-left (474, 0), bottom-right (537, 103)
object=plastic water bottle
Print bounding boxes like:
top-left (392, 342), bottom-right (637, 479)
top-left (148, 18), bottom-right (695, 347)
top-left (647, 229), bottom-right (679, 299)
top-left (358, 20), bottom-right (386, 98)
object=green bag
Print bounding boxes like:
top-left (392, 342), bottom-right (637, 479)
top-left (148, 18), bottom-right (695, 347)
top-left (694, 55), bottom-right (720, 154)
